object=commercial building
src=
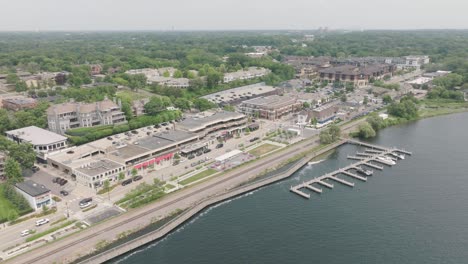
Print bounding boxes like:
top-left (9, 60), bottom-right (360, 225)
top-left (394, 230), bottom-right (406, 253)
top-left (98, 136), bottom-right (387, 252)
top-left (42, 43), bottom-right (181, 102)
top-left (223, 67), bottom-right (271, 83)
top-left (1, 96), bottom-right (37, 111)
top-left (15, 180), bottom-right (52, 211)
top-left (239, 95), bottom-right (302, 120)
top-left (319, 64), bottom-right (395, 88)
top-left (73, 159), bottom-right (126, 189)
top-left (297, 104), bottom-right (338, 125)
top-left (201, 83), bottom-right (279, 105)
top-left (284, 56), bottom-right (331, 79)
top-left (177, 111), bottom-right (247, 138)
top-left (5, 126), bottom-right (68, 161)
top-left (47, 98), bottom-right (127, 134)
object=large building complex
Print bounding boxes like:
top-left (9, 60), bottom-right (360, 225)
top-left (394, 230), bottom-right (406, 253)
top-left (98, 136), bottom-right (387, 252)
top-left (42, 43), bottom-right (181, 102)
top-left (239, 95), bottom-right (302, 120)
top-left (47, 98), bottom-right (127, 134)
top-left (223, 67), bottom-right (271, 83)
top-left (5, 126), bottom-right (68, 161)
top-left (319, 64), bottom-right (395, 88)
top-left (47, 111), bottom-right (247, 188)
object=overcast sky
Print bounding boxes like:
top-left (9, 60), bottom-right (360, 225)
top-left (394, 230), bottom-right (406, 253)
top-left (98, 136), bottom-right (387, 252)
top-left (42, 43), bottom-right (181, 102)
top-left (1, 0), bottom-right (467, 31)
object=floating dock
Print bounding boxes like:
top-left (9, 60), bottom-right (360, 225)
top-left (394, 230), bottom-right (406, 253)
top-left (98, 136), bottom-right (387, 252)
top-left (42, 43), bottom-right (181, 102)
top-left (290, 140), bottom-right (411, 200)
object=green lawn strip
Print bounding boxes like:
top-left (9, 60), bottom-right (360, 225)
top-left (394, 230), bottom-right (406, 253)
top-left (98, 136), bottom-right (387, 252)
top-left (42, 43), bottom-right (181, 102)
top-left (0, 192), bottom-right (18, 223)
top-left (164, 184), bottom-right (176, 190)
top-left (26, 220), bottom-right (76, 242)
top-left (248, 143), bottom-right (280, 157)
top-left (180, 169), bottom-right (218, 185)
top-left (50, 217), bottom-right (67, 226)
top-left (97, 184), bottom-right (118, 195)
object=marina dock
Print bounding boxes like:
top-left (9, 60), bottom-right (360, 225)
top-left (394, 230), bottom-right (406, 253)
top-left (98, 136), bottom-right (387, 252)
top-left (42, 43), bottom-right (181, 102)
top-left (290, 140), bottom-right (411, 200)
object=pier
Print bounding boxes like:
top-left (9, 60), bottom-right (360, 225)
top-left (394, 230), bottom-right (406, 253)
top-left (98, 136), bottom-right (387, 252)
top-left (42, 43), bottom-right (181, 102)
top-left (290, 141), bottom-right (411, 200)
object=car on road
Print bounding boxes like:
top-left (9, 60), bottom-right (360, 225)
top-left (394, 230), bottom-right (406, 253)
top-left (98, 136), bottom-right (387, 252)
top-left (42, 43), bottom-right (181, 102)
top-left (133, 175), bottom-right (143, 181)
top-left (79, 198), bottom-right (92, 206)
top-left (35, 218), bottom-right (49, 226)
top-left (20, 230), bottom-right (31, 237)
top-left (59, 179), bottom-right (68, 186)
top-left (216, 143), bottom-right (224, 149)
top-left (187, 154), bottom-right (195, 160)
top-left (79, 202), bottom-right (92, 209)
top-left (203, 148), bottom-right (211, 153)
top-left (249, 137), bottom-right (260, 142)
top-left (60, 190), bottom-right (69, 196)
top-left (121, 179), bottom-right (133, 186)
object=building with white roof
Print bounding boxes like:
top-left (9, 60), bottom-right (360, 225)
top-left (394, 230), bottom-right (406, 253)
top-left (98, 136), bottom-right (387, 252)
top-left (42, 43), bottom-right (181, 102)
top-left (5, 126), bottom-right (68, 161)
top-left (223, 67), bottom-right (271, 83)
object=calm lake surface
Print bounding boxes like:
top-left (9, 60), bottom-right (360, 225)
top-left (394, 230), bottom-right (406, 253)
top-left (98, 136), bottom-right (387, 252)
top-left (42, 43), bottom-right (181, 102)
top-left (113, 112), bottom-right (468, 264)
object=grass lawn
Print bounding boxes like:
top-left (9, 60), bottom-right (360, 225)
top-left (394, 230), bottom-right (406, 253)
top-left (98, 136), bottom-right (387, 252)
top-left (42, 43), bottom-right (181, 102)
top-left (164, 184), bottom-right (176, 190)
top-left (180, 169), bottom-right (218, 185)
top-left (419, 100), bottom-right (468, 118)
top-left (0, 193), bottom-right (17, 223)
top-left (248, 143), bottom-right (280, 157)
top-left (26, 220), bottom-right (76, 242)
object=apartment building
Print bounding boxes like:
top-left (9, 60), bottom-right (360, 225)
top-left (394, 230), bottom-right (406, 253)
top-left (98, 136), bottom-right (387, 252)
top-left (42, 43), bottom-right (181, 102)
top-left (319, 64), bottom-right (395, 88)
top-left (47, 98), bottom-right (127, 134)
top-left (239, 95), bottom-right (302, 120)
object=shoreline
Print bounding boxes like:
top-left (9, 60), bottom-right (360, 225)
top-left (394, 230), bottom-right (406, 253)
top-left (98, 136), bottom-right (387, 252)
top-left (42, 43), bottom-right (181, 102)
top-left (76, 140), bottom-right (347, 264)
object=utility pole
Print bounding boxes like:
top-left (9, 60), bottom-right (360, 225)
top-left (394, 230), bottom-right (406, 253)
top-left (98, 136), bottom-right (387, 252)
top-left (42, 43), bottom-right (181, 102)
top-left (66, 202), bottom-right (69, 218)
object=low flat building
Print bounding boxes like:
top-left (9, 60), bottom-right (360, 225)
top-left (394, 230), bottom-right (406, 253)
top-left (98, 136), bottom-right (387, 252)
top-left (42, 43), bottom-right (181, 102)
top-left (15, 180), bottom-right (51, 211)
top-left (201, 83), bottom-right (279, 105)
top-left (223, 67), bottom-right (271, 83)
top-left (73, 159), bottom-right (126, 189)
top-left (5, 126), bottom-right (68, 161)
top-left (239, 95), bottom-right (302, 120)
top-left (2, 96), bottom-right (37, 111)
top-left (297, 104), bottom-right (338, 125)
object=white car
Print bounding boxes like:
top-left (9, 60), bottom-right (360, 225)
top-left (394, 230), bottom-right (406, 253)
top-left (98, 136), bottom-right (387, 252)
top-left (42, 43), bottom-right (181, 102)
top-left (35, 218), bottom-right (49, 226)
top-left (20, 230), bottom-right (31, 237)
top-left (79, 202), bottom-right (92, 209)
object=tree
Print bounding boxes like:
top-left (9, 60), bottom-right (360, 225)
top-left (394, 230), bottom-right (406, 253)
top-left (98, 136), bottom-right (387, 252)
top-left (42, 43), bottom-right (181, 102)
top-left (131, 168), bottom-right (138, 177)
top-left (328, 125), bottom-right (341, 141)
top-left (358, 122), bottom-right (376, 139)
top-left (340, 94), bottom-right (347, 102)
top-left (366, 113), bottom-right (385, 131)
top-left (192, 98), bottom-right (216, 111)
top-left (8, 144), bottom-right (36, 169)
top-left (302, 102), bottom-right (311, 109)
top-left (127, 74), bottom-right (147, 91)
top-left (144, 96), bottom-right (172, 115)
top-left (174, 98), bottom-right (191, 111)
top-left (382, 94), bottom-right (393, 104)
top-left (15, 81), bottom-right (28, 92)
top-left (319, 130), bottom-right (333, 144)
top-left (6, 74), bottom-right (19, 84)
top-left (223, 105), bottom-right (235, 112)
top-left (363, 96), bottom-right (369, 105)
top-left (118, 172), bottom-right (125, 182)
top-left (5, 158), bottom-right (23, 184)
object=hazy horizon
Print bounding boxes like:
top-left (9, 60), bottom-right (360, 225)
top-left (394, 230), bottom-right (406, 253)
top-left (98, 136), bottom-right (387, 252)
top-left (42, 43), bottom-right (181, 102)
top-left (1, 0), bottom-right (467, 31)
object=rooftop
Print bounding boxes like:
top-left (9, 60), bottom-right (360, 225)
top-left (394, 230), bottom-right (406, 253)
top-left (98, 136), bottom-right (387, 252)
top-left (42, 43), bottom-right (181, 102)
top-left (75, 159), bottom-right (124, 177)
top-left (6, 126), bottom-right (67, 146)
top-left (177, 111), bottom-right (245, 132)
top-left (2, 97), bottom-right (36, 105)
top-left (241, 95), bottom-right (298, 108)
top-left (15, 180), bottom-right (50, 197)
top-left (202, 83), bottom-right (278, 104)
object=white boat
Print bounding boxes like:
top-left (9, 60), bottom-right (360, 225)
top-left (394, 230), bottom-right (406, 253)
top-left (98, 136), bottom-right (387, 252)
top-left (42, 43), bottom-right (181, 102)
top-left (377, 156), bottom-right (396, 165)
top-left (390, 152), bottom-right (405, 160)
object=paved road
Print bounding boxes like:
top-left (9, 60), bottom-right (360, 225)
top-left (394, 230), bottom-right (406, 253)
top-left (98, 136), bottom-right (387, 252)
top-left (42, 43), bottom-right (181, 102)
top-left (8, 119), bottom-right (364, 264)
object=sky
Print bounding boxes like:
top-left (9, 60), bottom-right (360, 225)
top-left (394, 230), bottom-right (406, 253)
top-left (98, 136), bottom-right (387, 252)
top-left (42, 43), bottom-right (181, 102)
top-left (0, 0), bottom-right (467, 31)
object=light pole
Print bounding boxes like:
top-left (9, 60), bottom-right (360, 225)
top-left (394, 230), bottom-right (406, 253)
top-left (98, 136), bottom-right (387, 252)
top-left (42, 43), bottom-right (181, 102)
top-left (66, 202), bottom-right (69, 218)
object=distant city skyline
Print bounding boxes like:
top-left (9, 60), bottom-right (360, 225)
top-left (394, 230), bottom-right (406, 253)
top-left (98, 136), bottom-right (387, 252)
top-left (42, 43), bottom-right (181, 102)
top-left (0, 0), bottom-right (467, 31)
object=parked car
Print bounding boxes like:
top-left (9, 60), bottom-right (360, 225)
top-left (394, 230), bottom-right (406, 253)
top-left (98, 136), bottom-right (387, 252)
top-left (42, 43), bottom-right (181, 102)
top-left (161, 122), bottom-right (168, 126)
top-left (121, 179), bottom-right (133, 186)
top-left (216, 143), bottom-right (224, 149)
top-left (249, 137), bottom-right (260, 142)
top-left (188, 154), bottom-right (195, 160)
top-left (31, 165), bottom-right (40, 172)
top-left (59, 179), bottom-right (68, 186)
top-left (154, 124), bottom-right (161, 128)
top-left (20, 230), bottom-right (31, 237)
top-left (107, 137), bottom-right (113, 140)
top-left (133, 175), bottom-right (143, 181)
top-left (35, 218), bottom-right (49, 226)
top-left (203, 148), bottom-right (212, 153)
top-left (60, 190), bottom-right (69, 196)
top-left (52, 177), bottom-right (60, 183)
top-left (79, 198), bottom-right (92, 206)
top-left (131, 130), bottom-right (138, 134)
top-left (79, 202), bottom-right (92, 209)
top-left (196, 152), bottom-right (203, 156)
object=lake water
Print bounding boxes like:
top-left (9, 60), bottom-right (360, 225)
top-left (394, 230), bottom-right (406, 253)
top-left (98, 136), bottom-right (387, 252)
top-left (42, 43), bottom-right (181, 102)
top-left (112, 112), bottom-right (468, 264)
